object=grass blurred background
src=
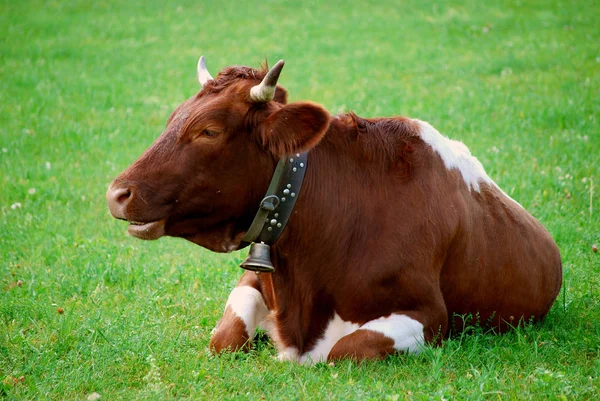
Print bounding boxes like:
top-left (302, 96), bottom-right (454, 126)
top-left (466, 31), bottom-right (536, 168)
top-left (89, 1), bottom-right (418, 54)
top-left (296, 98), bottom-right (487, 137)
top-left (1, 0), bottom-right (599, 399)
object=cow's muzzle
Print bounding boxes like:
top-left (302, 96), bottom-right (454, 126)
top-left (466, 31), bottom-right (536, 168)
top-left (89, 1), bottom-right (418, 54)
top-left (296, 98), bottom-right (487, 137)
top-left (106, 182), bottom-right (166, 240)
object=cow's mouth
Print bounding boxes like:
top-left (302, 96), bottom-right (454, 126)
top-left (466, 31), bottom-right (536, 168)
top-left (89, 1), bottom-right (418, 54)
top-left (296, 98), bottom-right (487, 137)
top-left (127, 219), bottom-right (166, 240)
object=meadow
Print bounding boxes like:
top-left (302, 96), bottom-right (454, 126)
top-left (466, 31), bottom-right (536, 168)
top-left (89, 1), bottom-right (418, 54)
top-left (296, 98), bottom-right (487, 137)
top-left (1, 0), bottom-right (599, 399)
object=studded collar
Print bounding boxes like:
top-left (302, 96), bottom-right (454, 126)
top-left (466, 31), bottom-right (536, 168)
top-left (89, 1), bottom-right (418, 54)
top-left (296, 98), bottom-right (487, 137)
top-left (241, 152), bottom-right (308, 247)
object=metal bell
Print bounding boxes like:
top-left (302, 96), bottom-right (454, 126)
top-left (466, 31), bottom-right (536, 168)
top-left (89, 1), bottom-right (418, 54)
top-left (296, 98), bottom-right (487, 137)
top-left (240, 242), bottom-right (275, 273)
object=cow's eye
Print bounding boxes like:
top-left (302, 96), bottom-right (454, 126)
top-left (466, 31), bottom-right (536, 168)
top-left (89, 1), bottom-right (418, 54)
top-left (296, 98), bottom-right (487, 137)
top-left (202, 129), bottom-right (218, 138)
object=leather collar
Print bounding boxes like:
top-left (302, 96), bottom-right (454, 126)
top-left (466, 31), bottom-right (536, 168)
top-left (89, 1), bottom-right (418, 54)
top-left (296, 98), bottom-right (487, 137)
top-left (241, 152), bottom-right (308, 247)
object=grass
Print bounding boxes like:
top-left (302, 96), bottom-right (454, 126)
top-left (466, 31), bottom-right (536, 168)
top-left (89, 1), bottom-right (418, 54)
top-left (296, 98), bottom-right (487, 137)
top-left (1, 0), bottom-right (599, 399)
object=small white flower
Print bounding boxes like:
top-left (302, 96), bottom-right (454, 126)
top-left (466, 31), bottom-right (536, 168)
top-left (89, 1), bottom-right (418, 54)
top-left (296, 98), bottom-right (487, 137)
top-left (45, 161), bottom-right (51, 170)
top-left (87, 392), bottom-right (102, 401)
top-left (11, 202), bottom-right (22, 210)
top-left (28, 188), bottom-right (36, 195)
top-left (144, 354), bottom-right (163, 392)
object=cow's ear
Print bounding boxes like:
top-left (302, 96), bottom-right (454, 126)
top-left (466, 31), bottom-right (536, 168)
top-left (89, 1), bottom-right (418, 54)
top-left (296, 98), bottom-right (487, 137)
top-left (260, 102), bottom-right (330, 156)
top-left (273, 85), bottom-right (288, 104)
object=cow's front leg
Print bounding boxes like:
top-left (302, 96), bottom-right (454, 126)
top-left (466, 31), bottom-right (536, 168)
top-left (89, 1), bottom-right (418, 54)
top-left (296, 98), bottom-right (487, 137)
top-left (209, 271), bottom-right (272, 353)
top-left (327, 311), bottom-right (446, 362)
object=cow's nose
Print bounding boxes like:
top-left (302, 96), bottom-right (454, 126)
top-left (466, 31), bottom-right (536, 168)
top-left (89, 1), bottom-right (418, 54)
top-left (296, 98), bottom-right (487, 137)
top-left (106, 184), bottom-right (132, 219)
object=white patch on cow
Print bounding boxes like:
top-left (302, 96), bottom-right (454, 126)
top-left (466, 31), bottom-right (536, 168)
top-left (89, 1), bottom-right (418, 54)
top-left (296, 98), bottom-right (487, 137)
top-left (415, 120), bottom-right (526, 209)
top-left (277, 347), bottom-right (300, 362)
top-left (273, 313), bottom-right (424, 364)
top-left (258, 312), bottom-right (276, 336)
top-left (227, 244), bottom-right (238, 252)
top-left (415, 119), bottom-right (492, 192)
top-left (359, 314), bottom-right (425, 354)
top-left (225, 286), bottom-right (269, 339)
top-left (299, 313), bottom-right (360, 365)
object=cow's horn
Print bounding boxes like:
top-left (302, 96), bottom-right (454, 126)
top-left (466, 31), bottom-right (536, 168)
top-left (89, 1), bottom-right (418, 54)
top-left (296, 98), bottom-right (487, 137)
top-left (197, 56), bottom-right (213, 87)
top-left (249, 59), bottom-right (285, 102)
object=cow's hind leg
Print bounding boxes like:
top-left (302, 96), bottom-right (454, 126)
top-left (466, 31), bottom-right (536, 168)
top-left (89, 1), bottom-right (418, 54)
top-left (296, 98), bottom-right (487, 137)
top-left (209, 271), bottom-right (271, 353)
top-left (327, 312), bottom-right (442, 362)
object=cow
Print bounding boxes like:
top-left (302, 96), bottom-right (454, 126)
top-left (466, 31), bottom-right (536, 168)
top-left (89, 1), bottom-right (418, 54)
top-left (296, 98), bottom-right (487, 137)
top-left (106, 57), bottom-right (562, 364)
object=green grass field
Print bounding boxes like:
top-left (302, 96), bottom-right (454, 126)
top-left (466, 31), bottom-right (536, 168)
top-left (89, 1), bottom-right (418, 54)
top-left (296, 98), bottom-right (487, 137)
top-left (1, 0), bottom-right (599, 399)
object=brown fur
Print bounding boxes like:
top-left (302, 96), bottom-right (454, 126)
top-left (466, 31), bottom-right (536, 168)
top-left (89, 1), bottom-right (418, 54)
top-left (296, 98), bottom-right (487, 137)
top-left (107, 61), bottom-right (562, 362)
top-left (328, 330), bottom-right (396, 361)
top-left (209, 306), bottom-right (250, 353)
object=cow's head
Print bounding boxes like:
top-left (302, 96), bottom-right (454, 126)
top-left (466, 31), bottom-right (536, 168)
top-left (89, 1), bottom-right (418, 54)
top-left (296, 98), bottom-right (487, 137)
top-left (106, 57), bottom-right (331, 252)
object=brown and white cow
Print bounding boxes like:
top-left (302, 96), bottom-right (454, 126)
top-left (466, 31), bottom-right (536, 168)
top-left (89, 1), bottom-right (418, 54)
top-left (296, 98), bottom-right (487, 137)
top-left (106, 57), bottom-right (562, 364)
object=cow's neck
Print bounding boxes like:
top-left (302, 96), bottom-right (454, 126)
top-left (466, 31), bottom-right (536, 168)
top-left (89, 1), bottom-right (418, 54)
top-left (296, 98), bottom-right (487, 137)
top-left (267, 117), bottom-right (385, 353)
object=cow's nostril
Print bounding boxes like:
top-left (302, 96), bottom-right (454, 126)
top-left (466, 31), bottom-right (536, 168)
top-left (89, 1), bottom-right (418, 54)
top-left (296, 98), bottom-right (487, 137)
top-left (116, 189), bottom-right (131, 204)
top-left (109, 187), bottom-right (132, 204)
top-left (107, 185), bottom-right (134, 219)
